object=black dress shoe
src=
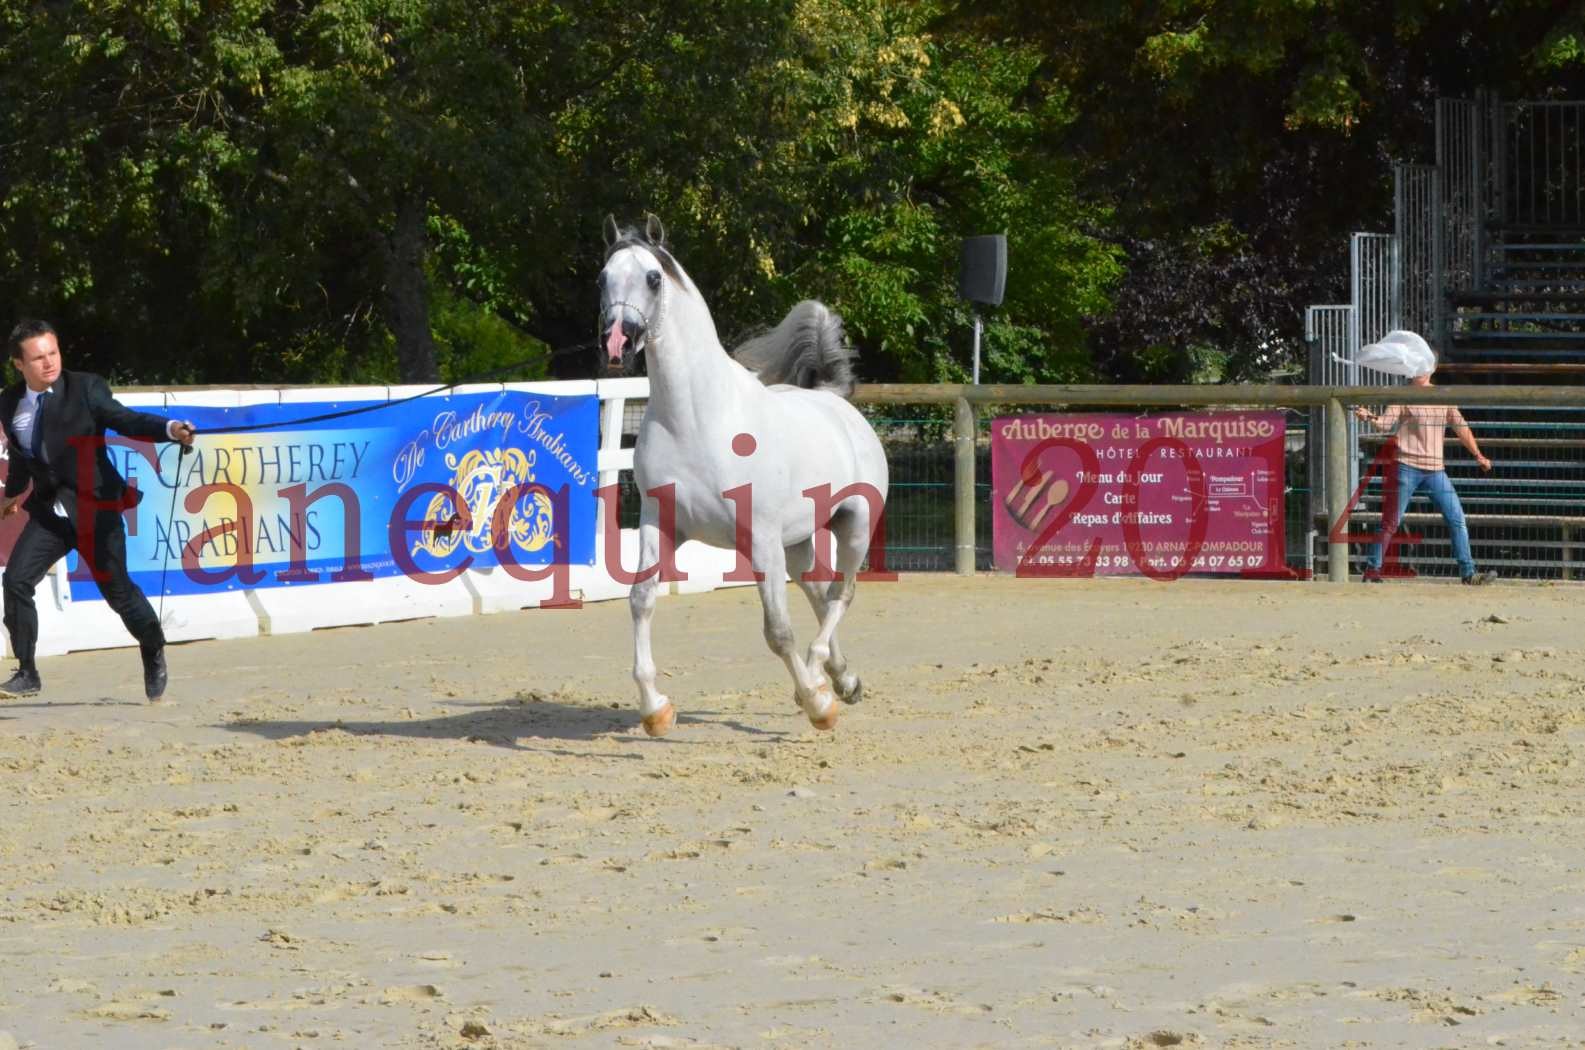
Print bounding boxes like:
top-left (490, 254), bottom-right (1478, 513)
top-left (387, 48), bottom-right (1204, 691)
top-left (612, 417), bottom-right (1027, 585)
top-left (0, 668), bottom-right (41, 697)
top-left (142, 646), bottom-right (168, 701)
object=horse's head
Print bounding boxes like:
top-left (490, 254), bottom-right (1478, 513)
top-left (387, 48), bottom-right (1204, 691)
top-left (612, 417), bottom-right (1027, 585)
top-left (598, 213), bottom-right (681, 376)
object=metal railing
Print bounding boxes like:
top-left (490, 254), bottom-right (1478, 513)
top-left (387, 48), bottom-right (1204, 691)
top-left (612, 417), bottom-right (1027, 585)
top-left (1437, 96), bottom-right (1487, 297)
top-left (1498, 100), bottom-right (1585, 228)
top-left (1395, 162), bottom-right (1441, 338)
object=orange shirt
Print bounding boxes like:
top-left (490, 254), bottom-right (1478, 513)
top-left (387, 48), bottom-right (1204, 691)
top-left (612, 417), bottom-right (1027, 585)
top-left (1370, 404), bottom-right (1467, 471)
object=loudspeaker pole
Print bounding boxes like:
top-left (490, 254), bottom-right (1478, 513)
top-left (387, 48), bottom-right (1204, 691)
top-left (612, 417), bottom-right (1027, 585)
top-left (971, 311), bottom-right (982, 384)
top-left (958, 233), bottom-right (1005, 386)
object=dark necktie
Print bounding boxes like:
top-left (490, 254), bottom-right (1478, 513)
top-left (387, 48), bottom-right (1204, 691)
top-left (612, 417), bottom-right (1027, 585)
top-left (29, 390), bottom-right (50, 461)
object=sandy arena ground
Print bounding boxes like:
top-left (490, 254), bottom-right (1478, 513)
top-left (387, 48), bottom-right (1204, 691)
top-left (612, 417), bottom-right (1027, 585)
top-left (1, 574), bottom-right (1584, 1049)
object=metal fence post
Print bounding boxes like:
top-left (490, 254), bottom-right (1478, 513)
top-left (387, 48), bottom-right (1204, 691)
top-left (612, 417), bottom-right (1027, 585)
top-left (953, 396), bottom-right (976, 575)
top-left (1326, 398), bottom-right (1350, 582)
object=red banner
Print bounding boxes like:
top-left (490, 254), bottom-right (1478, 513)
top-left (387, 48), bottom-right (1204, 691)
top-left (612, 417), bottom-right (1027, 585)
top-left (991, 411), bottom-right (1286, 578)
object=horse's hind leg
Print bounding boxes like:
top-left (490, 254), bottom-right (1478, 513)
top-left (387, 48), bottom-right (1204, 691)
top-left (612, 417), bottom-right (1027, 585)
top-left (756, 542), bottom-right (839, 731)
top-left (805, 505), bottom-right (871, 704)
top-left (787, 538), bottom-right (859, 704)
top-left (630, 519), bottom-right (675, 737)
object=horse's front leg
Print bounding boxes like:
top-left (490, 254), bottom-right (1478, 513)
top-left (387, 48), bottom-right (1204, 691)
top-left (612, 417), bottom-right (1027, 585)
top-left (756, 542), bottom-right (838, 731)
top-left (630, 519), bottom-right (675, 737)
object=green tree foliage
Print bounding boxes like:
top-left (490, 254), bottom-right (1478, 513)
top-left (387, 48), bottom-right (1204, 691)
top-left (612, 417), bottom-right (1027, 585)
top-left (752, 0), bottom-right (1122, 383)
top-left (0, 0), bottom-right (561, 384)
top-left (548, 0), bottom-right (1122, 383)
top-left (0, 0), bottom-right (274, 382)
top-left (0, 1), bottom-right (1581, 386)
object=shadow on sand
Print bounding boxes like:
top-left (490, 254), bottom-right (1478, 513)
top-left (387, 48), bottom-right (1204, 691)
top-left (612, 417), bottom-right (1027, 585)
top-left (215, 694), bottom-right (792, 752)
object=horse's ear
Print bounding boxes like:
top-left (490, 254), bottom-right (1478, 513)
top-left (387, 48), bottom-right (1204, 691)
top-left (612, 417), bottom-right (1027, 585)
top-left (644, 212), bottom-right (666, 246)
top-left (602, 214), bottom-right (620, 249)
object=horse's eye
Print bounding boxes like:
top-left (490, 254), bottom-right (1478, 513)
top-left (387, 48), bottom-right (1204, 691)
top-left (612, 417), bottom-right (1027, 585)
top-left (646, 270), bottom-right (662, 291)
top-left (596, 271), bottom-right (607, 290)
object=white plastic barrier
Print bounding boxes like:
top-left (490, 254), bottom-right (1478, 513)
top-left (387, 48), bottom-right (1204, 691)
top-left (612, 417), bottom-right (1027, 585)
top-left (4, 376), bottom-right (753, 659)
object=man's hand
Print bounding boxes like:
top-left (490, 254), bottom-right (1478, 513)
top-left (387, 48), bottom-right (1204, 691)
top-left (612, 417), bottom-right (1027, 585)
top-left (1, 494), bottom-right (22, 519)
top-left (1476, 454), bottom-right (1492, 473)
top-left (1353, 406), bottom-right (1371, 422)
top-left (170, 421), bottom-right (197, 447)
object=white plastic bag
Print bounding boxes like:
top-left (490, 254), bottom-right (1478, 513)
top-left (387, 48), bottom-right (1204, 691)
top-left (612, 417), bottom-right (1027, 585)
top-left (1352, 329), bottom-right (1437, 378)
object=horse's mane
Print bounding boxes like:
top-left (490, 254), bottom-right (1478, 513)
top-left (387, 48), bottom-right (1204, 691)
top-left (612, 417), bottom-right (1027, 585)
top-left (731, 300), bottom-right (858, 400)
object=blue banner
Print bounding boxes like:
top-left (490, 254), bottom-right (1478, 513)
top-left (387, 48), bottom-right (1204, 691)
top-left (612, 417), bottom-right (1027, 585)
top-left (72, 390), bottom-right (598, 598)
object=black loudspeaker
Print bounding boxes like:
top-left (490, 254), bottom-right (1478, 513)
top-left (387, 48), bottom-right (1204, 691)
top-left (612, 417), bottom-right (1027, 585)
top-left (958, 234), bottom-right (1007, 306)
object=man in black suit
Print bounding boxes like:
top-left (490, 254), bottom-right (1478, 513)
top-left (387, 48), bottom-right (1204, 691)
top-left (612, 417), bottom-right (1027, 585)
top-left (0, 320), bottom-right (195, 699)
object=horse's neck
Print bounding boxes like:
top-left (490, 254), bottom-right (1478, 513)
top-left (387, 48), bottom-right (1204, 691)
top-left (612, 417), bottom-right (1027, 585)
top-left (646, 286), bottom-right (746, 434)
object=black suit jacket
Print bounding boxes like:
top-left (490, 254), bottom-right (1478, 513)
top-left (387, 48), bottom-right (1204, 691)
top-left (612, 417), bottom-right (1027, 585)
top-left (1, 370), bottom-right (174, 521)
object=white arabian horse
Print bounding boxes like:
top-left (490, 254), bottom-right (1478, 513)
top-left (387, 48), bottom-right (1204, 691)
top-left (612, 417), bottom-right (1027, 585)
top-left (599, 214), bottom-right (889, 736)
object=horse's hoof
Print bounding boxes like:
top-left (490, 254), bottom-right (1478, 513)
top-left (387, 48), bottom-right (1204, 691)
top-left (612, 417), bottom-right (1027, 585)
top-left (805, 684), bottom-right (839, 731)
top-left (808, 699), bottom-right (839, 731)
top-left (641, 702), bottom-right (676, 737)
top-left (835, 675), bottom-right (862, 704)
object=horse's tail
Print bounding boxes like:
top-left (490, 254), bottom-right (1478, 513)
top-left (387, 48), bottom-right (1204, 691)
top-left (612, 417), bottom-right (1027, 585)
top-left (732, 300), bottom-right (857, 399)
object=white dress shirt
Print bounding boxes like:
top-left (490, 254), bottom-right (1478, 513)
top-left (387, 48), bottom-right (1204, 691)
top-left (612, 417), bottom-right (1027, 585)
top-left (12, 384), bottom-right (52, 462)
top-left (11, 385), bottom-right (65, 516)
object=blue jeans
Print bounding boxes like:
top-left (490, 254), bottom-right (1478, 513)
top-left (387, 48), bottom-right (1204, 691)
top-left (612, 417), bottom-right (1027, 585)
top-left (1365, 463), bottom-right (1475, 578)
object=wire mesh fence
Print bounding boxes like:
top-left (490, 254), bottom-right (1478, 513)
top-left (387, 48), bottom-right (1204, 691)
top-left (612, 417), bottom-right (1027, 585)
top-left (867, 406), bottom-right (992, 571)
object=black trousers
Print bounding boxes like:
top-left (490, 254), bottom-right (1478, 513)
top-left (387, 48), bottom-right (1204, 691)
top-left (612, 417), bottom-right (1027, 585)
top-left (2, 508), bottom-right (164, 668)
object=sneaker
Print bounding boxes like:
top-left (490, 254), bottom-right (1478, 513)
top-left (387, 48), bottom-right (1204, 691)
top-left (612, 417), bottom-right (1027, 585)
top-left (141, 646), bottom-right (168, 701)
top-left (0, 668), bottom-right (41, 697)
top-left (1360, 569), bottom-right (1384, 584)
top-left (1461, 570), bottom-right (1499, 586)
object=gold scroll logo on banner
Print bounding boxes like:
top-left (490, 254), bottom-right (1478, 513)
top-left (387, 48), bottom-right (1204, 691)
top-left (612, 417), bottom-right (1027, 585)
top-left (411, 448), bottom-right (555, 559)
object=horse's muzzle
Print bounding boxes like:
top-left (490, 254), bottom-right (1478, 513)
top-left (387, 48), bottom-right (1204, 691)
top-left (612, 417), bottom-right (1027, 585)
top-left (601, 306), bottom-right (647, 374)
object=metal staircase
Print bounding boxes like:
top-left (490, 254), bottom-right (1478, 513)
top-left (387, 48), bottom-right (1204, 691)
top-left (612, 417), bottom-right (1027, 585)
top-left (1307, 94), bottom-right (1585, 580)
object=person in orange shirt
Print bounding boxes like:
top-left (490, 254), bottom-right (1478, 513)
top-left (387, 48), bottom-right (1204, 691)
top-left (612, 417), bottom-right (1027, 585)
top-left (1353, 368), bottom-right (1497, 585)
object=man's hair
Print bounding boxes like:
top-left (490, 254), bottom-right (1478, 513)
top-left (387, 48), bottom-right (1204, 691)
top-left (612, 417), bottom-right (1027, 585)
top-left (8, 319), bottom-right (56, 360)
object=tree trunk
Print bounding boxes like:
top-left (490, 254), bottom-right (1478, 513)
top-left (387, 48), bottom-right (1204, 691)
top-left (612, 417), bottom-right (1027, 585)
top-left (381, 193), bottom-right (440, 383)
